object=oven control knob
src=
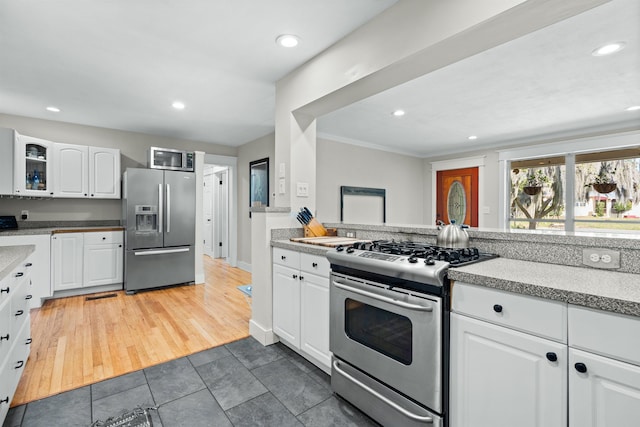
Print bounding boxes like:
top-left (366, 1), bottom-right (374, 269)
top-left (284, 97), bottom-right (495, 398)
top-left (424, 256), bottom-right (435, 266)
top-left (336, 245), bottom-right (344, 252)
top-left (408, 255), bottom-right (418, 263)
top-left (346, 247), bottom-right (355, 254)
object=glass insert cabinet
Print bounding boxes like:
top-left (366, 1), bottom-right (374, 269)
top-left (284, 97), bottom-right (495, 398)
top-left (14, 135), bottom-right (52, 196)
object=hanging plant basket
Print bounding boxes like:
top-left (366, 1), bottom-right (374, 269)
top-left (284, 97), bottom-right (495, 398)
top-left (523, 186), bottom-right (542, 196)
top-left (593, 183), bottom-right (617, 194)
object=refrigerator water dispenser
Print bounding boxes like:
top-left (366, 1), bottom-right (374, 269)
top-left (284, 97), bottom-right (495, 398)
top-left (135, 205), bottom-right (158, 233)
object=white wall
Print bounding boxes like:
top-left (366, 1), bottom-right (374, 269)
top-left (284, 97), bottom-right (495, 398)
top-left (0, 113), bottom-right (237, 222)
top-left (316, 137), bottom-right (425, 224)
top-left (237, 133), bottom-right (276, 268)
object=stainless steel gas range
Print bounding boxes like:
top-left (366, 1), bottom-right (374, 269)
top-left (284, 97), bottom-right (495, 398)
top-left (327, 241), bottom-right (497, 427)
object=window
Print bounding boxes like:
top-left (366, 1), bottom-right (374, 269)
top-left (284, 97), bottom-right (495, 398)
top-left (505, 146), bottom-right (640, 233)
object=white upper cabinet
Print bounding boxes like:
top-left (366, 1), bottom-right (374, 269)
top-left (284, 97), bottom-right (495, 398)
top-left (53, 143), bottom-right (89, 198)
top-left (51, 143), bottom-right (120, 199)
top-left (14, 134), bottom-right (53, 197)
top-left (89, 146), bottom-right (120, 199)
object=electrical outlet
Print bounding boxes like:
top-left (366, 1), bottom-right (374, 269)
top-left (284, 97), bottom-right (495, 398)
top-left (21, 210), bottom-right (29, 220)
top-left (296, 182), bottom-right (309, 197)
top-left (346, 231), bottom-right (356, 238)
top-left (582, 248), bottom-right (620, 269)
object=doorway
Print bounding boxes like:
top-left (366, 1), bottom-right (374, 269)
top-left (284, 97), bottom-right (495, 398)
top-left (202, 164), bottom-right (230, 261)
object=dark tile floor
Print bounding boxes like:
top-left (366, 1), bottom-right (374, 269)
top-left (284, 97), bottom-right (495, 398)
top-left (3, 337), bottom-right (379, 427)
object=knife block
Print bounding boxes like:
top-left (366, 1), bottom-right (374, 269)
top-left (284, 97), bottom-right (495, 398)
top-left (303, 219), bottom-right (337, 237)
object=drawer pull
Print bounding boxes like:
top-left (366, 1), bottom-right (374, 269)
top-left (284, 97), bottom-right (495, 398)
top-left (0, 287), bottom-right (8, 294)
top-left (312, 262), bottom-right (318, 268)
top-left (546, 352), bottom-right (558, 362)
top-left (15, 310), bottom-right (24, 316)
top-left (281, 255), bottom-right (286, 260)
top-left (14, 360), bottom-right (24, 369)
top-left (0, 396), bottom-right (8, 404)
top-left (25, 262), bottom-right (33, 267)
top-left (493, 304), bottom-right (503, 313)
top-left (15, 272), bottom-right (24, 278)
top-left (299, 276), bottom-right (304, 280)
top-left (26, 294), bottom-right (33, 300)
top-left (575, 363), bottom-right (587, 373)
top-left (0, 334), bottom-right (9, 341)
top-left (26, 338), bottom-right (32, 345)
top-left (102, 237), bottom-right (106, 240)
top-left (293, 274), bottom-right (298, 279)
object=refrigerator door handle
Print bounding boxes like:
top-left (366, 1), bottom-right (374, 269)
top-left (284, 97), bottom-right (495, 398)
top-left (134, 248), bottom-right (190, 256)
top-left (158, 183), bottom-right (163, 233)
top-left (166, 183), bottom-right (171, 233)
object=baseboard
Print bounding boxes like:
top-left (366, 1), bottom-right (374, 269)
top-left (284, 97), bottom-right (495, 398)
top-left (249, 319), bottom-right (279, 345)
top-left (237, 261), bottom-right (251, 273)
top-left (52, 283), bottom-right (123, 300)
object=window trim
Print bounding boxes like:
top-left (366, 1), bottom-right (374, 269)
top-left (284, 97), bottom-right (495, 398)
top-left (498, 129), bottom-right (640, 231)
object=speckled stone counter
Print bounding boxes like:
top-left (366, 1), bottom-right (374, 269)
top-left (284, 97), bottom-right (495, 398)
top-left (448, 258), bottom-right (640, 317)
top-left (271, 240), bottom-right (333, 257)
top-left (0, 245), bottom-right (35, 280)
top-left (0, 226), bottom-right (124, 236)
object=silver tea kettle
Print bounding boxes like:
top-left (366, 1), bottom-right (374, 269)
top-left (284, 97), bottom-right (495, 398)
top-left (436, 219), bottom-right (470, 248)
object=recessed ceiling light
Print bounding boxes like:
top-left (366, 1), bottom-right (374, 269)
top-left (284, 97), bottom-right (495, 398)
top-left (46, 106), bottom-right (60, 112)
top-left (468, 135), bottom-right (478, 140)
top-left (392, 110), bottom-right (405, 117)
top-left (276, 34), bottom-right (299, 48)
top-left (172, 101), bottom-right (185, 110)
top-left (592, 42), bottom-right (626, 56)
top-left (626, 105), bottom-right (640, 111)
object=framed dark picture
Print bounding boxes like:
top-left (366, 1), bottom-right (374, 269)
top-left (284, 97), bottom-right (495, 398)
top-left (250, 158), bottom-right (269, 208)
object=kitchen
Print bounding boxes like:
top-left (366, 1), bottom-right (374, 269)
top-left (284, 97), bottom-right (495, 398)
top-left (2, 0), bottom-right (640, 426)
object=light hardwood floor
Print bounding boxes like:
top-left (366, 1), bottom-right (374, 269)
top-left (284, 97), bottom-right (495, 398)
top-left (11, 256), bottom-right (252, 407)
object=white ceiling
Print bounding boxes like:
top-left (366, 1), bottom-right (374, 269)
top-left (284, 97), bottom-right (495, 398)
top-left (0, 0), bottom-right (396, 145)
top-left (318, 0), bottom-right (640, 157)
top-left (2, 1), bottom-right (638, 156)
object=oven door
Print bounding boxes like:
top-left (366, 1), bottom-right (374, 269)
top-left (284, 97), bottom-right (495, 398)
top-left (330, 272), bottom-right (442, 413)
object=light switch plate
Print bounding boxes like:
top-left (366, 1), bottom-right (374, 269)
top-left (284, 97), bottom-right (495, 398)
top-left (278, 178), bottom-right (286, 194)
top-left (296, 182), bottom-right (309, 197)
top-left (279, 163), bottom-right (286, 178)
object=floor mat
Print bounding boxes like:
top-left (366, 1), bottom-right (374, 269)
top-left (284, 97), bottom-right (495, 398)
top-left (237, 284), bottom-right (252, 297)
top-left (91, 407), bottom-right (154, 427)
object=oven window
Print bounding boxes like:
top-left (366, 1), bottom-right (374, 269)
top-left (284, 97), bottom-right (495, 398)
top-left (344, 299), bottom-right (412, 365)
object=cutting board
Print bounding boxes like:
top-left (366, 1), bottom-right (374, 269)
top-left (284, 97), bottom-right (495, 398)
top-left (290, 236), bottom-right (369, 247)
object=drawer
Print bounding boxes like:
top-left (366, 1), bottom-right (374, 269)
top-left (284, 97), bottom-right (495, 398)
top-left (273, 248), bottom-right (300, 268)
top-left (452, 282), bottom-right (567, 343)
top-left (0, 298), bottom-right (11, 364)
top-left (11, 276), bottom-right (31, 339)
top-left (0, 357), bottom-right (11, 423)
top-left (0, 276), bottom-right (9, 307)
top-left (84, 231), bottom-right (123, 245)
top-left (300, 253), bottom-right (330, 277)
top-left (569, 305), bottom-right (640, 366)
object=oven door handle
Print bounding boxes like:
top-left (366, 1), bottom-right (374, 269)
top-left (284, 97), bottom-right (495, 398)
top-left (333, 360), bottom-right (434, 424)
top-left (333, 280), bottom-right (433, 312)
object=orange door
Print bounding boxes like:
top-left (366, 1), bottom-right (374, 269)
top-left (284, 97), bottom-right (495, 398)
top-left (436, 167), bottom-right (478, 227)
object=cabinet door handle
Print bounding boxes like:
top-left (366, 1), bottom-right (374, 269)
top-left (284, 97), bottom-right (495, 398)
top-left (0, 396), bottom-right (8, 404)
top-left (15, 310), bottom-right (24, 316)
top-left (15, 272), bottom-right (24, 278)
top-left (546, 352), bottom-right (558, 362)
top-left (0, 334), bottom-right (9, 341)
top-left (292, 274), bottom-right (298, 279)
top-left (575, 362), bottom-right (587, 373)
top-left (26, 338), bottom-right (32, 344)
top-left (102, 237), bottom-right (106, 240)
top-left (25, 295), bottom-right (32, 300)
top-left (312, 262), bottom-right (318, 268)
top-left (14, 360), bottom-right (24, 369)
top-left (493, 304), bottom-right (503, 313)
top-left (299, 276), bottom-right (304, 280)
top-left (0, 287), bottom-right (9, 294)
top-left (25, 263), bottom-right (33, 267)
top-left (281, 255), bottom-right (286, 260)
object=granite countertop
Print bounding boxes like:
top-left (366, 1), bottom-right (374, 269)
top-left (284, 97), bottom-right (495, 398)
top-left (0, 245), bottom-right (35, 280)
top-left (271, 240), bottom-right (333, 256)
top-left (0, 226), bottom-right (124, 236)
top-left (449, 258), bottom-right (640, 317)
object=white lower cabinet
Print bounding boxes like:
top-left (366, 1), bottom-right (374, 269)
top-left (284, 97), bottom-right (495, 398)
top-left (450, 313), bottom-right (567, 427)
top-left (272, 248), bottom-right (330, 371)
top-left (451, 282), bottom-right (640, 427)
top-left (52, 231), bottom-right (123, 293)
top-left (0, 254), bottom-right (33, 424)
top-left (0, 234), bottom-right (50, 308)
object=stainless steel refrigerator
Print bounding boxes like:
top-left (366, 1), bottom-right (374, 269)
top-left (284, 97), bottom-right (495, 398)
top-left (122, 168), bottom-right (196, 293)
